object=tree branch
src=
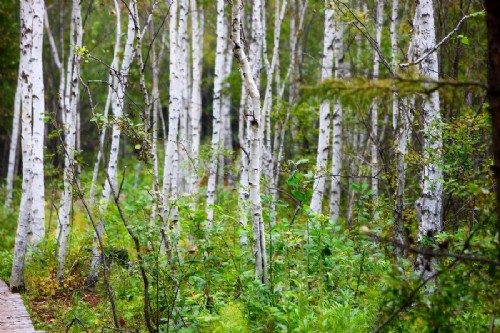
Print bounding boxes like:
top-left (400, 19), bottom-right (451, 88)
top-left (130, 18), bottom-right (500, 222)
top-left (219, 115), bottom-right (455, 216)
top-left (400, 12), bottom-right (483, 68)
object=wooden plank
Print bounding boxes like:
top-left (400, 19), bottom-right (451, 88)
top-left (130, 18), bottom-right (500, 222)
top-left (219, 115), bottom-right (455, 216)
top-left (0, 280), bottom-right (44, 333)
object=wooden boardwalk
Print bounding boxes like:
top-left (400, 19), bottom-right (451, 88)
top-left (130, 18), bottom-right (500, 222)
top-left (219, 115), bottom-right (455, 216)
top-left (0, 280), bottom-right (44, 333)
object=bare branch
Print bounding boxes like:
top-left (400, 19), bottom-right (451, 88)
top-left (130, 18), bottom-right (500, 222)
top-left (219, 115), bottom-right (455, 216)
top-left (400, 12), bottom-right (483, 68)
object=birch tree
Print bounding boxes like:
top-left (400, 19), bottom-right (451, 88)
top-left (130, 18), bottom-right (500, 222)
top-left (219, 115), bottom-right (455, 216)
top-left (411, 0), bottom-right (443, 280)
top-left (261, 0), bottom-right (287, 197)
top-left (11, 0), bottom-right (46, 291)
top-left (177, 0), bottom-right (189, 194)
top-left (189, 0), bottom-right (204, 196)
top-left (89, 0), bottom-right (121, 204)
top-left (87, 0), bottom-right (136, 285)
top-left (206, 0), bottom-right (228, 227)
top-left (269, 0), bottom-right (307, 209)
top-left (329, 9), bottom-right (345, 222)
top-left (231, 0), bottom-right (267, 284)
top-left (391, 0), bottom-right (409, 257)
top-left (163, 0), bottom-right (188, 237)
top-left (150, 28), bottom-right (162, 226)
top-left (370, 0), bottom-right (384, 201)
top-left (237, 87), bottom-right (250, 246)
top-left (57, 0), bottom-right (82, 282)
top-left (220, 33), bottom-right (235, 188)
top-left (310, 2), bottom-right (334, 214)
top-left (5, 73), bottom-right (21, 209)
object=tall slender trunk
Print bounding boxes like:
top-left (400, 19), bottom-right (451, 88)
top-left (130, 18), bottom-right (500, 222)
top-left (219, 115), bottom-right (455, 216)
top-left (163, 0), bottom-right (182, 238)
top-left (391, 0), bottom-right (408, 258)
top-left (329, 12), bottom-right (345, 223)
top-left (310, 2), bottom-right (335, 214)
top-left (206, 0), bottom-right (228, 227)
top-left (189, 0), bottom-right (204, 197)
top-left (271, 0), bottom-right (307, 197)
top-left (370, 0), bottom-right (384, 202)
top-left (5, 72), bottom-right (22, 209)
top-left (238, 86), bottom-right (250, 246)
top-left (220, 38), bottom-right (234, 188)
top-left (177, 0), bottom-right (189, 194)
top-left (87, 0), bottom-right (136, 285)
top-left (57, 0), bottom-right (82, 282)
top-left (231, 0), bottom-right (267, 284)
top-left (11, 0), bottom-right (46, 291)
top-left (89, 0), bottom-right (122, 204)
top-left (411, 0), bottom-right (443, 280)
top-left (150, 36), bottom-right (161, 227)
top-left (261, 0), bottom-right (287, 197)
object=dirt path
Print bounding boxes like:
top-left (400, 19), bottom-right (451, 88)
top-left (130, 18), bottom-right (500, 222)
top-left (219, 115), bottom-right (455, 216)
top-left (0, 280), bottom-right (44, 333)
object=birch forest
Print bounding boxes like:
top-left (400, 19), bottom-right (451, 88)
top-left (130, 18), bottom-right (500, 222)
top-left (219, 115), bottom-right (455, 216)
top-left (1, 0), bottom-right (500, 331)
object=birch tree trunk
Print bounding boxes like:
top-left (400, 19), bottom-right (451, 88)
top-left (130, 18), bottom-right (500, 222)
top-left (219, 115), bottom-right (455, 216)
top-left (231, 0), bottom-right (267, 284)
top-left (206, 0), bottom-right (228, 227)
top-left (370, 0), bottom-right (384, 202)
top-left (238, 87), bottom-right (250, 246)
top-left (11, 0), bottom-right (46, 291)
top-left (329, 13), bottom-right (345, 223)
top-left (310, 2), bottom-right (334, 214)
top-left (261, 0), bottom-right (287, 198)
top-left (391, 0), bottom-right (399, 134)
top-left (150, 35), bottom-right (161, 227)
top-left (57, 0), bottom-right (82, 282)
top-left (411, 0), bottom-right (443, 280)
top-left (89, 0), bottom-right (121, 204)
top-left (189, 0), bottom-right (204, 197)
top-left (220, 36), bottom-right (234, 188)
top-left (5, 72), bottom-right (22, 209)
top-left (270, 0), bottom-right (307, 200)
top-left (87, 0), bottom-right (136, 285)
top-left (177, 0), bottom-right (189, 194)
top-left (391, 0), bottom-right (409, 257)
top-left (163, 0), bottom-right (182, 237)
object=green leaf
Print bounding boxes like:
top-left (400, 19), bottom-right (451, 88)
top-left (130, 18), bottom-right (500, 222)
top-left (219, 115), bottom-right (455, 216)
top-left (469, 10), bottom-right (485, 17)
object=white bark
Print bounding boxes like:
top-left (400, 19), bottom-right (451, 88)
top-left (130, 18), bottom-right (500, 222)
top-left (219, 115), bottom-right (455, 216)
top-left (310, 3), bottom-right (335, 214)
top-left (177, 0), bottom-right (189, 194)
top-left (5, 72), bottom-right (22, 209)
top-left (218, 27), bottom-right (235, 190)
top-left (238, 87), bottom-right (250, 246)
top-left (268, 1), bottom-right (307, 226)
top-left (29, 0), bottom-right (46, 245)
top-left (151, 38), bottom-right (161, 226)
top-left (370, 0), bottom-right (384, 202)
top-left (219, 37), bottom-right (234, 188)
top-left (232, 0), bottom-right (267, 284)
top-left (412, 0), bottom-right (443, 279)
top-left (329, 15), bottom-right (345, 223)
top-left (249, 0), bottom-right (263, 83)
top-left (391, 0), bottom-right (399, 133)
top-left (206, 0), bottom-right (228, 227)
top-left (391, 0), bottom-right (408, 257)
top-left (11, 0), bottom-right (46, 291)
top-left (189, 0), bottom-right (204, 196)
top-left (88, 0), bottom-right (136, 285)
top-left (237, 11), bottom-right (250, 246)
top-left (89, 0), bottom-right (121, 204)
top-left (163, 0), bottom-right (182, 236)
top-left (57, 0), bottom-right (82, 282)
top-left (261, 0), bottom-right (287, 196)
top-left (102, 0), bottom-right (135, 203)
